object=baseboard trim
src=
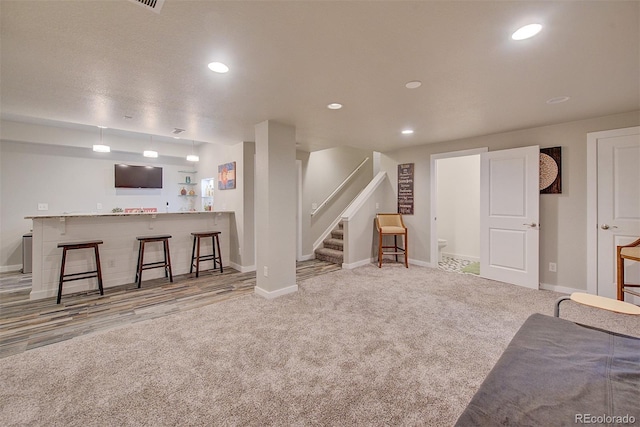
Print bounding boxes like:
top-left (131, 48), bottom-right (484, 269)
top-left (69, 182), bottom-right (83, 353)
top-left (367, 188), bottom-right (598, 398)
top-left (539, 282), bottom-right (583, 295)
top-left (254, 284), bottom-right (298, 299)
top-left (298, 253), bottom-right (315, 262)
top-left (0, 264), bottom-right (22, 273)
top-left (229, 262), bottom-right (256, 273)
top-left (342, 258), bottom-right (374, 269)
top-left (408, 258), bottom-right (431, 268)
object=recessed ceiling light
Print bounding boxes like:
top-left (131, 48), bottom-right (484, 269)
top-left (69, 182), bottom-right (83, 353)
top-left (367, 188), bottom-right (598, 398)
top-left (546, 96), bottom-right (570, 104)
top-left (327, 103), bottom-right (343, 110)
top-left (512, 23), bottom-right (542, 40)
top-left (97, 125), bottom-right (108, 129)
top-left (143, 150), bottom-right (158, 158)
top-left (93, 144), bottom-right (111, 153)
top-left (401, 129), bottom-right (414, 135)
top-left (186, 154), bottom-right (200, 162)
top-left (208, 62), bottom-right (229, 73)
top-left (405, 81), bottom-right (422, 89)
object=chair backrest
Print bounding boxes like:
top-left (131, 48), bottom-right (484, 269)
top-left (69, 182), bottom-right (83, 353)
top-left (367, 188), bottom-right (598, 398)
top-left (376, 213), bottom-right (405, 229)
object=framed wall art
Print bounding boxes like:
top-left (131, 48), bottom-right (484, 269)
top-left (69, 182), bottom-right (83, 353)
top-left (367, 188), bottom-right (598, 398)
top-left (218, 162), bottom-right (236, 190)
top-left (540, 147), bottom-right (561, 194)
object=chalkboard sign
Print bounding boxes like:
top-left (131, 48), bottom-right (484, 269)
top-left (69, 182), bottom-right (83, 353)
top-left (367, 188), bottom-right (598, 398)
top-left (398, 163), bottom-right (414, 215)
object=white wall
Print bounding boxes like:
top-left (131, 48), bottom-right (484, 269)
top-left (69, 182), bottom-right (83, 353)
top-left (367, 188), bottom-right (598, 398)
top-left (198, 140), bottom-right (250, 270)
top-left (255, 121), bottom-right (297, 296)
top-left (0, 139), bottom-right (201, 270)
top-left (297, 146), bottom-right (373, 257)
top-left (436, 155), bottom-right (480, 261)
top-left (380, 111), bottom-right (640, 291)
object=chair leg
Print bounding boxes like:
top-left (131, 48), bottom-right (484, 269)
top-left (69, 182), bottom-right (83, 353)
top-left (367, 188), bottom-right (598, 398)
top-left (214, 234), bottom-right (223, 273)
top-left (165, 239), bottom-right (173, 282)
top-left (190, 235), bottom-right (197, 274)
top-left (404, 232), bottom-right (408, 268)
top-left (617, 247), bottom-right (624, 301)
top-left (94, 244), bottom-right (104, 296)
top-left (394, 235), bottom-right (399, 262)
top-left (378, 232), bottom-right (383, 268)
top-left (57, 248), bottom-right (67, 304)
top-left (195, 236), bottom-right (201, 278)
top-left (136, 241), bottom-right (145, 288)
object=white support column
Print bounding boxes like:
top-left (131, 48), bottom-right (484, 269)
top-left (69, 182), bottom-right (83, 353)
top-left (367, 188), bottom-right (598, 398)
top-left (254, 121), bottom-right (297, 299)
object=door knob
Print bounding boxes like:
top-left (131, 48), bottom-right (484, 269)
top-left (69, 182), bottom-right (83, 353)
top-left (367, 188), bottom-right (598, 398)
top-left (600, 224), bottom-right (618, 230)
top-left (523, 222), bottom-right (538, 228)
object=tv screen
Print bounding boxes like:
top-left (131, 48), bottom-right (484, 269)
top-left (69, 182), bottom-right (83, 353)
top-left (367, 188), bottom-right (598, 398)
top-left (114, 164), bottom-right (163, 189)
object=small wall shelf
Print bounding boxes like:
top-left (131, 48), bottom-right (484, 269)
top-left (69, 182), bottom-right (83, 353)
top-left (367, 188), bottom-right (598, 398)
top-left (178, 170), bottom-right (198, 211)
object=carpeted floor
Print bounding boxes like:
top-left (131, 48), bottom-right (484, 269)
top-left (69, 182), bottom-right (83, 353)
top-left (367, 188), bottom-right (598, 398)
top-left (1, 264), bottom-right (638, 426)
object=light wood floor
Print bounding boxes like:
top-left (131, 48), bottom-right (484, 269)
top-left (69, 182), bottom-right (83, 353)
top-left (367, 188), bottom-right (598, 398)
top-left (0, 260), bottom-right (341, 359)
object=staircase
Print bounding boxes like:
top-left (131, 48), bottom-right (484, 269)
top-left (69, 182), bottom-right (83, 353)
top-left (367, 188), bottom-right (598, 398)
top-left (314, 223), bottom-right (344, 265)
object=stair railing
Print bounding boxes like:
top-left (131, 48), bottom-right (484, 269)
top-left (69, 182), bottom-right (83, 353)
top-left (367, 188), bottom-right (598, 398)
top-left (310, 157), bottom-right (370, 217)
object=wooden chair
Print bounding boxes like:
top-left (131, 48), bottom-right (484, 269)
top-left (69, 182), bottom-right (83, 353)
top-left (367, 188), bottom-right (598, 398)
top-left (375, 213), bottom-right (408, 268)
top-left (617, 237), bottom-right (640, 301)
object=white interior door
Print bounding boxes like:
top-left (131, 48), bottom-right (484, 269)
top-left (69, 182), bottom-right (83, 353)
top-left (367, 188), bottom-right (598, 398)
top-left (594, 128), bottom-right (640, 302)
top-left (480, 146), bottom-right (540, 289)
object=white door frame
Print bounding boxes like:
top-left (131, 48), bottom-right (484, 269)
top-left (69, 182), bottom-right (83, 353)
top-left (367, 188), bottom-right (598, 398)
top-left (586, 126), bottom-right (640, 295)
top-left (430, 147), bottom-right (488, 267)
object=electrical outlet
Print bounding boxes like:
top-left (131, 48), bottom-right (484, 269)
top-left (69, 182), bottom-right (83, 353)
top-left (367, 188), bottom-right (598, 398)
top-left (264, 266), bottom-right (268, 277)
top-left (312, 203), bottom-right (318, 210)
top-left (549, 262), bottom-right (557, 272)
top-left (97, 203), bottom-right (103, 210)
top-left (37, 203), bottom-right (48, 211)
top-left (108, 259), bottom-right (115, 268)
top-left (376, 202), bottom-right (380, 210)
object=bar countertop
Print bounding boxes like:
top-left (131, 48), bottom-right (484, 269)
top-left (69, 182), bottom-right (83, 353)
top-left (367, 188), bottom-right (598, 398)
top-left (25, 211), bottom-right (233, 219)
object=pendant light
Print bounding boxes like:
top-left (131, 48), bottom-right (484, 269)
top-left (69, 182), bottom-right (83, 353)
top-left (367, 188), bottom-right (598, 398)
top-left (186, 140), bottom-right (199, 162)
top-left (144, 134), bottom-right (158, 158)
top-left (93, 126), bottom-right (110, 153)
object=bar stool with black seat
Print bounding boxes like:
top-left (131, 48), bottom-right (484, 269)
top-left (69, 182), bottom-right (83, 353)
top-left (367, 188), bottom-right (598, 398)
top-left (135, 235), bottom-right (173, 288)
top-left (190, 231), bottom-right (223, 277)
top-left (57, 240), bottom-right (104, 304)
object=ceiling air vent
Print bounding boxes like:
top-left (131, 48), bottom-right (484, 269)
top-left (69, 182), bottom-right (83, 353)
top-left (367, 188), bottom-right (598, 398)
top-left (128, 0), bottom-right (165, 14)
top-left (172, 128), bottom-right (186, 135)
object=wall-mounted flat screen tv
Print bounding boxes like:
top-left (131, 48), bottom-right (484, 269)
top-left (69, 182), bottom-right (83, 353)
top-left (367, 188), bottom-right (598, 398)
top-left (114, 164), bottom-right (163, 189)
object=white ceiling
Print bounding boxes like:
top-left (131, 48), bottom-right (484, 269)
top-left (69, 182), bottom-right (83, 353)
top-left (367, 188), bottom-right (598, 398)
top-left (1, 0), bottom-right (638, 152)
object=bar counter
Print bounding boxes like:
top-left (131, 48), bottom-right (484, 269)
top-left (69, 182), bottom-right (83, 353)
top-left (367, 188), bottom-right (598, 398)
top-left (25, 211), bottom-right (233, 300)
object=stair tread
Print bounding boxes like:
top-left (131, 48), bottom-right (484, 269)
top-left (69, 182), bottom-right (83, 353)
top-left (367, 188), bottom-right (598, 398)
top-left (315, 247), bottom-right (344, 256)
top-left (323, 238), bottom-right (344, 246)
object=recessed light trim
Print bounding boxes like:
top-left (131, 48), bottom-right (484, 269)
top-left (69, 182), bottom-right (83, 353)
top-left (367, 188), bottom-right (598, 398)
top-left (401, 129), bottom-right (414, 135)
top-left (143, 150), bottom-right (158, 158)
top-left (546, 96), bottom-right (570, 105)
top-left (405, 81), bottom-right (422, 89)
top-left (208, 62), bottom-right (229, 73)
top-left (327, 103), bottom-right (343, 110)
top-left (93, 144), bottom-right (111, 153)
top-left (512, 23), bottom-right (542, 40)
top-left (186, 154), bottom-right (200, 162)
